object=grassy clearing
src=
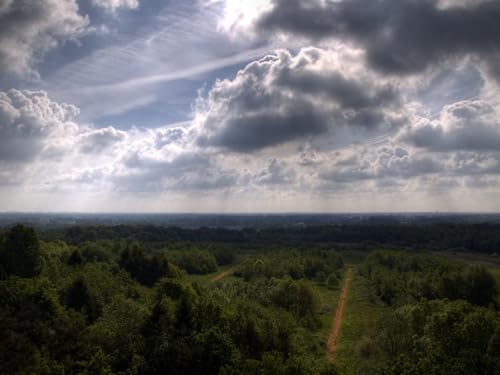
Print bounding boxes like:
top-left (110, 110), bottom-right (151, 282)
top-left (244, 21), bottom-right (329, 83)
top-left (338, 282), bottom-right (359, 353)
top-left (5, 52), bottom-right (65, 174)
top-left (333, 268), bottom-right (388, 375)
top-left (315, 282), bottom-right (341, 342)
top-left (186, 263), bottom-right (238, 285)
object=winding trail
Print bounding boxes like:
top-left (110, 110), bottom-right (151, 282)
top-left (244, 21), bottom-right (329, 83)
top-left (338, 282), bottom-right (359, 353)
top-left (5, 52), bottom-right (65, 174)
top-left (209, 265), bottom-right (238, 283)
top-left (326, 266), bottom-right (353, 364)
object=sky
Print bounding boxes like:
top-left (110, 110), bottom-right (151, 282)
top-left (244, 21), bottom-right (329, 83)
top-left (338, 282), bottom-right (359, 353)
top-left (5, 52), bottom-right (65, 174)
top-left (1, 0), bottom-right (500, 213)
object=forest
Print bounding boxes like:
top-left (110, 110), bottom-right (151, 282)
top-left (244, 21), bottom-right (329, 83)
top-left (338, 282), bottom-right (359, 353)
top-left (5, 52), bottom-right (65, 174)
top-left (1, 223), bottom-right (500, 374)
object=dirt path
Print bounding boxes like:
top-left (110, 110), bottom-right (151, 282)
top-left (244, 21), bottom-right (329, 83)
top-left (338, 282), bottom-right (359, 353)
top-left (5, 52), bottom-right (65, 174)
top-left (209, 265), bottom-right (238, 283)
top-left (326, 266), bottom-right (353, 364)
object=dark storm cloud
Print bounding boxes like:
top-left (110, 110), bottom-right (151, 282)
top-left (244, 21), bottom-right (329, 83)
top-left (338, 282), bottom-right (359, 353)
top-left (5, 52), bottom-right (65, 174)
top-left (196, 48), bottom-right (403, 153)
top-left (198, 107), bottom-right (330, 152)
top-left (256, 0), bottom-right (500, 76)
top-left (275, 69), bottom-right (400, 110)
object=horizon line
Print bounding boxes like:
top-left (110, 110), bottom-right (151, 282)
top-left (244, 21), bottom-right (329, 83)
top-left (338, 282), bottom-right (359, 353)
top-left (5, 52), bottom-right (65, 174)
top-left (2, 211), bottom-right (500, 215)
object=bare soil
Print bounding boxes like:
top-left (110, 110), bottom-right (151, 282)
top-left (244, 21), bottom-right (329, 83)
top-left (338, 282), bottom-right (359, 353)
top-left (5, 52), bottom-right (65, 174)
top-left (209, 265), bottom-right (238, 283)
top-left (327, 267), bottom-right (353, 364)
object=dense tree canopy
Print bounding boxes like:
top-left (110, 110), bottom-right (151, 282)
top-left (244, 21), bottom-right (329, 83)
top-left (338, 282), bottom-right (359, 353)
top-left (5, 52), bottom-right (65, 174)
top-left (0, 224), bottom-right (499, 374)
top-left (0, 224), bottom-right (42, 277)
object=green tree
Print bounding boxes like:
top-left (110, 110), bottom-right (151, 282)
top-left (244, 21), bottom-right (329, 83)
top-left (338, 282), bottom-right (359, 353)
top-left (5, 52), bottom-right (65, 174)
top-left (64, 276), bottom-right (99, 321)
top-left (1, 225), bottom-right (41, 277)
top-left (68, 249), bottom-right (84, 266)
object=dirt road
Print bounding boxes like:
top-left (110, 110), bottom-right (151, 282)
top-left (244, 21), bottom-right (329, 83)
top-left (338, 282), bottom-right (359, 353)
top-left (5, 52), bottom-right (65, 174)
top-left (326, 266), bottom-right (353, 363)
top-left (209, 265), bottom-right (238, 283)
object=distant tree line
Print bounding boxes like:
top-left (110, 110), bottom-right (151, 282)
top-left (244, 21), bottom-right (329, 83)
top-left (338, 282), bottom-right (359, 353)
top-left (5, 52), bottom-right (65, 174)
top-left (42, 223), bottom-right (500, 253)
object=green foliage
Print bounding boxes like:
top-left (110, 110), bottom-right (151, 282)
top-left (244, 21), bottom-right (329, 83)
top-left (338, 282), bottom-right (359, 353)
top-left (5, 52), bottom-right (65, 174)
top-left (271, 277), bottom-right (320, 322)
top-left (119, 244), bottom-right (175, 286)
top-left (167, 248), bottom-right (218, 274)
top-left (64, 276), bottom-right (100, 321)
top-left (326, 273), bottom-right (340, 289)
top-left (0, 224), bottom-right (42, 277)
top-left (464, 265), bottom-right (498, 306)
top-left (68, 248), bottom-right (84, 265)
top-left (90, 296), bottom-right (149, 373)
top-left (79, 241), bottom-right (113, 263)
top-left (376, 300), bottom-right (500, 374)
top-left (49, 222), bottom-right (500, 254)
top-left (0, 277), bottom-right (91, 374)
top-left (211, 247), bottom-right (236, 266)
top-left (235, 249), bottom-right (343, 282)
top-left (361, 251), bottom-right (498, 307)
top-left (2, 224), bottom-right (499, 375)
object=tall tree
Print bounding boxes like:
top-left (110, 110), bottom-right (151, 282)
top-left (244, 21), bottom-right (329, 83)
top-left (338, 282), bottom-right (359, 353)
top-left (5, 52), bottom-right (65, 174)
top-left (1, 225), bottom-right (41, 277)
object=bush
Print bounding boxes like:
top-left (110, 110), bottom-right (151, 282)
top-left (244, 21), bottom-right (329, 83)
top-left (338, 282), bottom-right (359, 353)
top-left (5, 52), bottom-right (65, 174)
top-left (327, 273), bottom-right (340, 289)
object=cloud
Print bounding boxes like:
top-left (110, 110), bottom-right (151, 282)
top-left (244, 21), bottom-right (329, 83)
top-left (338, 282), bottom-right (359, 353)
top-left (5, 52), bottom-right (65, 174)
top-left (0, 0), bottom-right (88, 77)
top-left (240, 0), bottom-right (500, 77)
top-left (2, 87), bottom-right (500, 212)
top-left (0, 89), bottom-right (242, 194)
top-left (91, 0), bottom-right (139, 11)
top-left (0, 90), bottom-right (79, 163)
top-left (255, 158), bottom-right (295, 185)
top-left (155, 127), bottom-right (187, 149)
top-left (79, 126), bottom-right (127, 154)
top-left (400, 100), bottom-right (500, 151)
top-left (113, 151), bottom-right (240, 192)
top-left (195, 47), bottom-right (404, 152)
top-left (319, 146), bottom-right (442, 184)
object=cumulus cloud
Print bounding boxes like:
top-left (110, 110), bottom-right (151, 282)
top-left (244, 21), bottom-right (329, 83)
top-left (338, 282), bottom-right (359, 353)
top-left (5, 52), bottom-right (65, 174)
top-left (79, 126), bottom-right (127, 154)
top-left (255, 158), bottom-right (295, 185)
top-left (0, 90), bottom-right (79, 162)
top-left (236, 0), bottom-right (500, 77)
top-left (2, 85), bottom-right (500, 211)
top-left (155, 128), bottom-right (187, 150)
top-left (0, 89), bottom-right (243, 194)
top-left (0, 0), bottom-right (88, 77)
top-left (400, 100), bottom-right (500, 151)
top-left (319, 146), bottom-right (442, 185)
top-left (195, 47), bottom-right (404, 152)
top-left (113, 151), bottom-right (239, 192)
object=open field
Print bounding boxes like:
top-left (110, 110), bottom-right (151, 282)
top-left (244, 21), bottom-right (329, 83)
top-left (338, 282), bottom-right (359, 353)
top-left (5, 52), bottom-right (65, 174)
top-left (334, 268), bottom-right (389, 374)
top-left (327, 267), bottom-right (352, 363)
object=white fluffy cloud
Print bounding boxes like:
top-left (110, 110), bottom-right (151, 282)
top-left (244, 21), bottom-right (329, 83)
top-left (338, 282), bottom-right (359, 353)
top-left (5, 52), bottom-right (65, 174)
top-left (0, 0), bottom-right (88, 77)
top-left (399, 100), bottom-right (500, 151)
top-left (79, 126), bottom-right (127, 154)
top-left (0, 90), bottom-right (79, 162)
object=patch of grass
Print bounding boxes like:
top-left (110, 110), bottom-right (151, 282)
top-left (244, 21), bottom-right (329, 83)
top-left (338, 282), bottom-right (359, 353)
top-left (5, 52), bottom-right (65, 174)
top-left (186, 263), bottom-right (237, 285)
top-left (334, 268), bottom-right (388, 375)
top-left (314, 282), bottom-right (341, 340)
top-left (339, 251), bottom-right (369, 265)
